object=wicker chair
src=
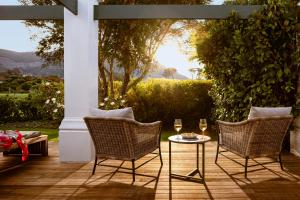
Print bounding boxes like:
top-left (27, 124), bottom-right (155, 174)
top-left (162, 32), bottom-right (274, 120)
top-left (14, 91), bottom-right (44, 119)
top-left (215, 116), bottom-right (293, 177)
top-left (84, 117), bottom-right (163, 181)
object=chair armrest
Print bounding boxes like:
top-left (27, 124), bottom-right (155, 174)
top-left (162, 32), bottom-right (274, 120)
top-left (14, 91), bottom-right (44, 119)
top-left (217, 119), bottom-right (248, 126)
top-left (131, 121), bottom-right (162, 159)
top-left (133, 121), bottom-right (162, 146)
top-left (217, 120), bottom-right (253, 157)
top-left (135, 121), bottom-right (162, 128)
top-left (134, 121), bottom-right (162, 136)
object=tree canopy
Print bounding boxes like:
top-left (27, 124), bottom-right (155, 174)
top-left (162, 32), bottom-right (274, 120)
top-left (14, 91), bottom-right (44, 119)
top-left (195, 0), bottom-right (299, 121)
top-left (20, 0), bottom-right (210, 98)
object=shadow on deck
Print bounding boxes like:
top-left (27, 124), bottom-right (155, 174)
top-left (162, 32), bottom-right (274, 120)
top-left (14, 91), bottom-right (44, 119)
top-left (1, 141), bottom-right (300, 200)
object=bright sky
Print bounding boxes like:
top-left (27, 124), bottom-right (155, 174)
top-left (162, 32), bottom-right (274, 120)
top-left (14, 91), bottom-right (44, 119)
top-left (0, 0), bottom-right (39, 52)
top-left (155, 34), bottom-right (199, 79)
top-left (0, 0), bottom-right (225, 79)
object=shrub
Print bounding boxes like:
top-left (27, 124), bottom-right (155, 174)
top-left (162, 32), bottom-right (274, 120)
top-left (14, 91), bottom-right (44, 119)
top-left (0, 81), bottom-right (64, 123)
top-left (126, 79), bottom-right (213, 129)
top-left (0, 96), bottom-right (19, 122)
top-left (1, 79), bottom-right (212, 128)
top-left (30, 81), bottom-right (64, 120)
top-left (0, 95), bottom-right (42, 122)
top-left (99, 96), bottom-right (126, 110)
top-left (195, 0), bottom-right (299, 121)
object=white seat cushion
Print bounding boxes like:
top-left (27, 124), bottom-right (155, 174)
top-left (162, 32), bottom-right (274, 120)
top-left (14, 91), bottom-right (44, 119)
top-left (248, 106), bottom-right (292, 119)
top-left (90, 107), bottom-right (135, 119)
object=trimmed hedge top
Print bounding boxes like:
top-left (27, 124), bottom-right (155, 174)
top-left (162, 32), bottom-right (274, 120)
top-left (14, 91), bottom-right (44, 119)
top-left (127, 79), bottom-right (213, 129)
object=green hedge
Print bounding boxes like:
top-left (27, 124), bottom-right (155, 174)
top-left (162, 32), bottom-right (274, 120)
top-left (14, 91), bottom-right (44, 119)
top-left (0, 80), bottom-right (64, 122)
top-left (127, 79), bottom-right (213, 129)
top-left (0, 79), bottom-right (213, 129)
top-left (0, 96), bottom-right (44, 122)
top-left (195, 1), bottom-right (299, 121)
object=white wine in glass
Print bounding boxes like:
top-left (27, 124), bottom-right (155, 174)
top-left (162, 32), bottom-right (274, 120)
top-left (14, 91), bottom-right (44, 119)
top-left (199, 119), bottom-right (207, 140)
top-left (174, 119), bottom-right (182, 139)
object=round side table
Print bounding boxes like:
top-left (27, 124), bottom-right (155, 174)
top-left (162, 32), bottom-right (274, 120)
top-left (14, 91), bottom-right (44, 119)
top-left (168, 134), bottom-right (211, 183)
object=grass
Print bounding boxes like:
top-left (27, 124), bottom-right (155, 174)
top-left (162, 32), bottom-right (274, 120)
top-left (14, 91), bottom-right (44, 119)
top-left (0, 127), bottom-right (58, 141)
top-left (0, 93), bottom-right (29, 99)
top-left (0, 121), bottom-right (59, 141)
top-left (0, 121), bottom-right (218, 142)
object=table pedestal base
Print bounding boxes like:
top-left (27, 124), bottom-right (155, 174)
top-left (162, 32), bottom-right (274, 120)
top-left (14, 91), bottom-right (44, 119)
top-left (170, 168), bottom-right (204, 183)
top-left (169, 137), bottom-right (209, 184)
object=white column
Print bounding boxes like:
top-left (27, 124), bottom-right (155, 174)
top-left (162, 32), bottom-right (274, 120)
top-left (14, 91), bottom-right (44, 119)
top-left (59, 0), bottom-right (98, 162)
top-left (291, 74), bottom-right (300, 157)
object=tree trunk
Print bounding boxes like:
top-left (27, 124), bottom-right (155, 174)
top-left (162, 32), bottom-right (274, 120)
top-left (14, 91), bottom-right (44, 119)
top-left (109, 57), bottom-right (114, 97)
top-left (99, 58), bottom-right (108, 98)
top-left (121, 66), bottom-right (130, 96)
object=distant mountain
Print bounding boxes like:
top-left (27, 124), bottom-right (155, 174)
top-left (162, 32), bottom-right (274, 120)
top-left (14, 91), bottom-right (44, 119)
top-left (0, 49), bottom-right (63, 77)
top-left (147, 61), bottom-right (188, 80)
top-left (0, 64), bottom-right (7, 72)
top-left (0, 49), bottom-right (188, 79)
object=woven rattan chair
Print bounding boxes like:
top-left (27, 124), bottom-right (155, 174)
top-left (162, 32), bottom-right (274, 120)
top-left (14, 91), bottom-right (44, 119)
top-left (215, 116), bottom-right (293, 177)
top-left (84, 117), bottom-right (163, 181)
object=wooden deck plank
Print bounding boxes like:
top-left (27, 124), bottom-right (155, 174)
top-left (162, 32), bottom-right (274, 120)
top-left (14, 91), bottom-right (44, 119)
top-left (1, 141), bottom-right (300, 199)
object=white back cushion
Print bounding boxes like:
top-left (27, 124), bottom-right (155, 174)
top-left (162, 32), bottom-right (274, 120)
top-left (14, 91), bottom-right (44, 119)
top-left (248, 106), bottom-right (292, 119)
top-left (90, 107), bottom-right (135, 119)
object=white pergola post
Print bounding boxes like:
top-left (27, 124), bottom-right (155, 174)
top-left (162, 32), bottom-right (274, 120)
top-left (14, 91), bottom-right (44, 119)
top-left (59, 0), bottom-right (98, 162)
top-left (291, 74), bottom-right (300, 157)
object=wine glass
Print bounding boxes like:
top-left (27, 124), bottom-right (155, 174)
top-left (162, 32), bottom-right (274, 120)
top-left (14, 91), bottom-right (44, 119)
top-left (199, 119), bottom-right (207, 140)
top-left (174, 119), bottom-right (182, 139)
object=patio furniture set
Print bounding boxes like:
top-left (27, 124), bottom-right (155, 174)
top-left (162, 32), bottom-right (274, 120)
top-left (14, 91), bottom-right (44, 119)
top-left (1, 106), bottom-right (292, 183)
top-left (84, 106), bottom-right (293, 182)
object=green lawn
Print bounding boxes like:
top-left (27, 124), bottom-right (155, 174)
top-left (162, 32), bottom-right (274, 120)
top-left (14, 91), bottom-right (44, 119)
top-left (0, 93), bottom-right (29, 99)
top-left (0, 121), bottom-right (59, 141)
top-left (0, 128), bottom-right (58, 141)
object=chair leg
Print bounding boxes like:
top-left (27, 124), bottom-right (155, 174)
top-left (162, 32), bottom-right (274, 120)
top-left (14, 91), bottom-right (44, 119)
top-left (132, 159), bottom-right (135, 182)
top-left (245, 157), bottom-right (249, 178)
top-left (279, 152), bottom-right (284, 170)
top-left (159, 145), bottom-right (163, 166)
top-left (92, 156), bottom-right (98, 175)
top-left (215, 141), bottom-right (220, 164)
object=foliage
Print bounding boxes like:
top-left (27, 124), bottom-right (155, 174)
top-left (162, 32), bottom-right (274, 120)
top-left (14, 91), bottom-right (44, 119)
top-left (0, 95), bottom-right (41, 122)
top-left (0, 93), bottom-right (29, 99)
top-left (195, 0), bottom-right (299, 121)
top-left (0, 74), bottom-right (42, 93)
top-left (126, 79), bottom-right (213, 128)
top-left (0, 96), bottom-right (18, 122)
top-left (99, 95), bottom-right (126, 110)
top-left (30, 81), bottom-right (64, 120)
top-left (19, 0), bottom-right (64, 65)
top-left (19, 0), bottom-right (210, 98)
top-left (0, 80), bottom-right (64, 122)
top-left (1, 79), bottom-right (212, 130)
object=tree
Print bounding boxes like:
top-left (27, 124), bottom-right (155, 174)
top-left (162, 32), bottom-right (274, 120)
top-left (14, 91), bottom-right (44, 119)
top-left (195, 0), bottom-right (299, 121)
top-left (19, 0), bottom-right (210, 98)
top-left (162, 68), bottom-right (177, 79)
top-left (19, 0), bottom-right (64, 65)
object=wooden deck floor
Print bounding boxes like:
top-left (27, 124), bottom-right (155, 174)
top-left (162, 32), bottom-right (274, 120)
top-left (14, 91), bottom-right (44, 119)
top-left (1, 141), bottom-right (300, 200)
